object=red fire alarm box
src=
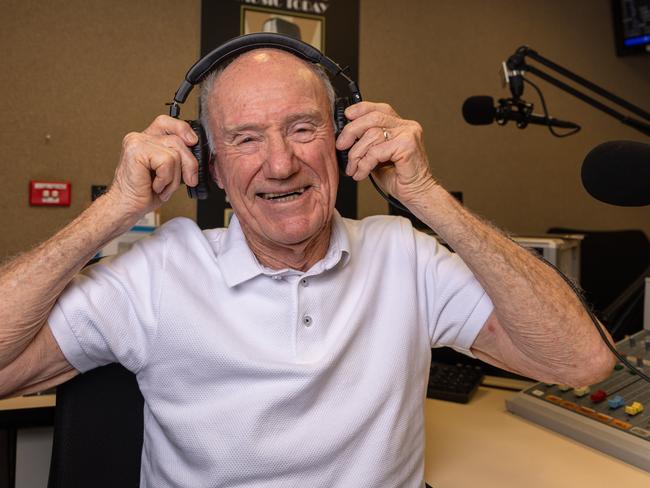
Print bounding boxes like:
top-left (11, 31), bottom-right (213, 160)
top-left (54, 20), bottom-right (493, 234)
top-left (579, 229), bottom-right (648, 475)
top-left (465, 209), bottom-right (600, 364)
top-left (29, 181), bottom-right (71, 206)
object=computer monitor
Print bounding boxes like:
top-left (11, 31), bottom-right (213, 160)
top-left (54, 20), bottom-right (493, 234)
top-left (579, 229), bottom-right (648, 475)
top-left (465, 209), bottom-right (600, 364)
top-left (511, 235), bottom-right (582, 285)
top-left (612, 0), bottom-right (650, 56)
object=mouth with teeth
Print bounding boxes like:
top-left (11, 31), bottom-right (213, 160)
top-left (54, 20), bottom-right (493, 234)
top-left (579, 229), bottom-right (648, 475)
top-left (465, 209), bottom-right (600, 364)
top-left (257, 186), bottom-right (310, 202)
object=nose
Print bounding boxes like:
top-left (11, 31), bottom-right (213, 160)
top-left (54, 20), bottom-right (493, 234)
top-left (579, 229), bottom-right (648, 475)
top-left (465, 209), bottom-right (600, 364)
top-left (262, 133), bottom-right (299, 179)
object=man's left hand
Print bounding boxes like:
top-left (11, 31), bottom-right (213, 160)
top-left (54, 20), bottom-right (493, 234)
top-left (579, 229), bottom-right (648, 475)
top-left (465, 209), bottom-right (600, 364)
top-left (335, 101), bottom-right (437, 204)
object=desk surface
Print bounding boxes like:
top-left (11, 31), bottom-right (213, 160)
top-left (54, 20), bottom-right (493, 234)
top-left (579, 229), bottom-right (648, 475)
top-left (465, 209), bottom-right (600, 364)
top-left (0, 394), bottom-right (55, 430)
top-left (1, 389), bottom-right (649, 486)
top-left (0, 395), bottom-right (55, 412)
top-left (424, 386), bottom-right (650, 487)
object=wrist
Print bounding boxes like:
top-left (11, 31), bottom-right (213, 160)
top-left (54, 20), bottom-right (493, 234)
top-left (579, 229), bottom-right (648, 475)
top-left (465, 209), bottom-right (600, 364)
top-left (102, 187), bottom-right (151, 224)
top-left (399, 178), bottom-right (448, 215)
top-left (400, 182), bottom-right (472, 235)
top-left (86, 192), bottom-right (144, 239)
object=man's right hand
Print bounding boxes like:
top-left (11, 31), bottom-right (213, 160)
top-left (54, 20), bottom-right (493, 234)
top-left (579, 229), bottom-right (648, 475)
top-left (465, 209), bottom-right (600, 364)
top-left (108, 115), bottom-right (200, 218)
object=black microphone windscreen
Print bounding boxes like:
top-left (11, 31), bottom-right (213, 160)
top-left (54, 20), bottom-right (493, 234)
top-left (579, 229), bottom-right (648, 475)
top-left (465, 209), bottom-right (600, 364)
top-left (581, 140), bottom-right (650, 206)
top-left (462, 96), bottom-right (496, 125)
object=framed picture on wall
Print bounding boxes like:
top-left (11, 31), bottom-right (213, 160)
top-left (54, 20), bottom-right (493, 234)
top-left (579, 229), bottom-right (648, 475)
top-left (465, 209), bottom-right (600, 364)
top-left (241, 6), bottom-right (324, 50)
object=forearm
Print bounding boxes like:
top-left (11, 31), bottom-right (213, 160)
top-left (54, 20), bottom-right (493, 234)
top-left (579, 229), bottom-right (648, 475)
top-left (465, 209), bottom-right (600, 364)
top-left (0, 194), bottom-right (138, 368)
top-left (337, 100), bottom-right (614, 382)
top-left (406, 184), bottom-right (614, 383)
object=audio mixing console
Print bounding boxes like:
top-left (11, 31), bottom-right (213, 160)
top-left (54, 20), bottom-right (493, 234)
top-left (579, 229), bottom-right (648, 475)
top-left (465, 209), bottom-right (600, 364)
top-left (507, 327), bottom-right (650, 471)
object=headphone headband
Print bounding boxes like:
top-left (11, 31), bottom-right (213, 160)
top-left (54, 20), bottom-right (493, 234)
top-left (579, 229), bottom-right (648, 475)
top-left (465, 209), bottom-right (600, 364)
top-left (173, 33), bottom-right (352, 105)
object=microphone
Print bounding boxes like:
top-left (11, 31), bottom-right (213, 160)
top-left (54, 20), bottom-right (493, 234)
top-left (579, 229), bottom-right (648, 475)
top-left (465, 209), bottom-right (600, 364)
top-left (581, 140), bottom-right (650, 206)
top-left (462, 96), bottom-right (580, 130)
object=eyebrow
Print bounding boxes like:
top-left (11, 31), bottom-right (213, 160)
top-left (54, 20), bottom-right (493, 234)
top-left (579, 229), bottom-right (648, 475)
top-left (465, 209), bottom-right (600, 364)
top-left (285, 110), bottom-right (324, 126)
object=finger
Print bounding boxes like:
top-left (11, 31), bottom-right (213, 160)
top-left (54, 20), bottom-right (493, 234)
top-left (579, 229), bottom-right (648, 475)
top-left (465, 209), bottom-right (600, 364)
top-left (143, 115), bottom-right (198, 146)
top-left (344, 101), bottom-right (399, 121)
top-left (159, 153), bottom-right (183, 202)
top-left (345, 127), bottom-right (387, 176)
top-left (158, 134), bottom-right (199, 187)
top-left (149, 148), bottom-right (181, 195)
top-left (352, 140), bottom-right (397, 181)
top-left (347, 126), bottom-right (388, 161)
top-left (336, 110), bottom-right (397, 151)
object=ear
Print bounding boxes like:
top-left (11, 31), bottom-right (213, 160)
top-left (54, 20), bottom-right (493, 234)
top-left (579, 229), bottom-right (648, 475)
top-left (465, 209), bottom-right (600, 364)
top-left (209, 157), bottom-right (224, 190)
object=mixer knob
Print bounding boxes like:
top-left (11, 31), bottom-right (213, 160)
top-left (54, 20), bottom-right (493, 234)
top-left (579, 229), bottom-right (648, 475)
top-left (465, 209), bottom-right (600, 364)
top-left (607, 395), bottom-right (625, 409)
top-left (624, 401), bottom-right (644, 416)
top-left (590, 389), bottom-right (607, 403)
top-left (573, 386), bottom-right (591, 397)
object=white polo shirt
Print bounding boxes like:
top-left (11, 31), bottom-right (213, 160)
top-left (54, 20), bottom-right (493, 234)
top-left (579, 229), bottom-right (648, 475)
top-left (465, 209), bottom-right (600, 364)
top-left (49, 212), bottom-right (493, 487)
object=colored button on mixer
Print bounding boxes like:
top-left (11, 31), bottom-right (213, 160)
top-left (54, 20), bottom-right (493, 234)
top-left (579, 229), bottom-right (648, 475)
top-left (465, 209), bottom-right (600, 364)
top-left (573, 386), bottom-right (591, 397)
top-left (612, 419), bottom-right (632, 430)
top-left (595, 413), bottom-right (613, 423)
top-left (590, 389), bottom-right (607, 403)
top-left (608, 395), bottom-right (625, 409)
top-left (578, 406), bottom-right (597, 418)
top-left (560, 400), bottom-right (578, 411)
top-left (545, 395), bottom-right (563, 404)
top-left (624, 402), bottom-right (644, 416)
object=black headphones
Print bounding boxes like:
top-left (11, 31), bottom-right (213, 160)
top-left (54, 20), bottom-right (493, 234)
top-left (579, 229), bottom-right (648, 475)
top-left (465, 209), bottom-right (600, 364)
top-left (168, 33), bottom-right (363, 200)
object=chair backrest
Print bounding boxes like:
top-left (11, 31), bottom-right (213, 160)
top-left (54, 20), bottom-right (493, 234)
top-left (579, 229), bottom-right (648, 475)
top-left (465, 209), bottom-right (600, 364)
top-left (48, 363), bottom-right (144, 488)
top-left (547, 228), bottom-right (650, 308)
top-left (548, 227), bottom-right (650, 338)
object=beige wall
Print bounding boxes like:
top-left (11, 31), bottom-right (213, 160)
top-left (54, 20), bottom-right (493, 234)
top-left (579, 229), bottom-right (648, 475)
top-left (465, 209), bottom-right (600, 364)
top-left (1, 0), bottom-right (649, 260)
top-left (0, 0), bottom-right (200, 260)
top-left (358, 0), bottom-right (650, 235)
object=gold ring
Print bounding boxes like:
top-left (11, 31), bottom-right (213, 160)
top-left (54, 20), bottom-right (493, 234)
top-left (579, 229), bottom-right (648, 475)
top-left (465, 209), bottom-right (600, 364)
top-left (382, 127), bottom-right (390, 142)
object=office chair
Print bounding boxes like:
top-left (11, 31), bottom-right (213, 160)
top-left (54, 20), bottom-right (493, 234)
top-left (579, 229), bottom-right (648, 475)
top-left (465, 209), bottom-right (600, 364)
top-left (47, 363), bottom-right (144, 488)
top-left (548, 227), bottom-right (650, 339)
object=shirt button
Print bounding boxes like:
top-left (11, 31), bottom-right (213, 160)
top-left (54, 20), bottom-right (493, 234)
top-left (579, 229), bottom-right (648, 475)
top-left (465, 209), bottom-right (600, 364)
top-left (302, 315), bottom-right (313, 327)
top-left (272, 275), bottom-right (282, 281)
top-left (300, 278), bottom-right (309, 287)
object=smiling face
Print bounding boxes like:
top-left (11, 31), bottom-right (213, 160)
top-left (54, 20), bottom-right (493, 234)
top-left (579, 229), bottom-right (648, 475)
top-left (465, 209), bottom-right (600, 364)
top-left (206, 49), bottom-right (339, 269)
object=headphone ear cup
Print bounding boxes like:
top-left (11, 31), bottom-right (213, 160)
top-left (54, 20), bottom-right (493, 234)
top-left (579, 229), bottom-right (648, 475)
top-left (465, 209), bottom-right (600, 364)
top-left (334, 97), bottom-right (351, 172)
top-left (186, 120), bottom-right (210, 200)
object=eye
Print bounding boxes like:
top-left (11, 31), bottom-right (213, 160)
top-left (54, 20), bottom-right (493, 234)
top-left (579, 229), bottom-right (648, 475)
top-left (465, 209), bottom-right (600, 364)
top-left (235, 135), bottom-right (258, 146)
top-left (291, 124), bottom-right (316, 142)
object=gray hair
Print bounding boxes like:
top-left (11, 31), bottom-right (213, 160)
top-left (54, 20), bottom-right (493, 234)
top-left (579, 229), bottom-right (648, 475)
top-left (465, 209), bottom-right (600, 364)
top-left (199, 53), bottom-right (337, 155)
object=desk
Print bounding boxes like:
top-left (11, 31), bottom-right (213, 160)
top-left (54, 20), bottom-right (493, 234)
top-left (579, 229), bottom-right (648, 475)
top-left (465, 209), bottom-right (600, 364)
top-left (0, 390), bottom-right (649, 487)
top-left (424, 386), bottom-right (650, 487)
top-left (0, 395), bottom-right (55, 425)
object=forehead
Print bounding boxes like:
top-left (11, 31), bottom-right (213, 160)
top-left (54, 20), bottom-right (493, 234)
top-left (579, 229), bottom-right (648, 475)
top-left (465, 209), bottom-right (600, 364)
top-left (208, 49), bottom-right (330, 127)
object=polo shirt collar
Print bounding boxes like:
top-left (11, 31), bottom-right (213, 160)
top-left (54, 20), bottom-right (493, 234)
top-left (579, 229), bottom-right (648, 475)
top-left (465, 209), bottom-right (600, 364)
top-left (216, 211), bottom-right (351, 287)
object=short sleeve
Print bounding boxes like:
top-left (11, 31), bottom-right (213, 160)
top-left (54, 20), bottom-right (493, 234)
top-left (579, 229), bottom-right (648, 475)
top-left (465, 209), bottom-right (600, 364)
top-left (48, 232), bottom-right (166, 373)
top-left (412, 227), bottom-right (494, 357)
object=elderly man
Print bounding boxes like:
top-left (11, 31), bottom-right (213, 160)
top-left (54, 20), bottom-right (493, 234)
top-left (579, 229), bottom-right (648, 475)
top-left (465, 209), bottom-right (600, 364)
top-left (0, 47), bottom-right (613, 487)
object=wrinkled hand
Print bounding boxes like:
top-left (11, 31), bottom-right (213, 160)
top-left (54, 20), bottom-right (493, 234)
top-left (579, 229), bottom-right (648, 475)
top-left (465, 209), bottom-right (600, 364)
top-left (107, 115), bottom-right (199, 217)
top-left (335, 102), bottom-right (437, 204)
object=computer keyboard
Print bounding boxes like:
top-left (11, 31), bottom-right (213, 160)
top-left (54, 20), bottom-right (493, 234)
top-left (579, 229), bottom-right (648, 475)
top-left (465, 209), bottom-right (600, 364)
top-left (426, 361), bottom-right (484, 403)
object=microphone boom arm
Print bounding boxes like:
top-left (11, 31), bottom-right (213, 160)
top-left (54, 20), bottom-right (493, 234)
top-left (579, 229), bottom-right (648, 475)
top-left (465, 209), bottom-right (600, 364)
top-left (508, 46), bottom-right (650, 137)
